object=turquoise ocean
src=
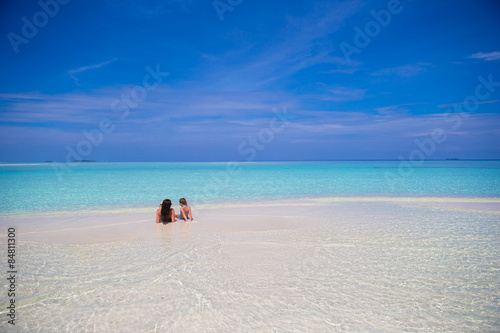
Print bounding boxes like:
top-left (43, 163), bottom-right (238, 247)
top-left (1, 160), bottom-right (500, 215)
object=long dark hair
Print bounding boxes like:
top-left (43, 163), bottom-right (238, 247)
top-left (160, 199), bottom-right (172, 221)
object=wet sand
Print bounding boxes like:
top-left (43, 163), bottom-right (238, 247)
top-left (4, 196), bottom-right (499, 245)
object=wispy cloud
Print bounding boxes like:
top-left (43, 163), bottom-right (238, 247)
top-left (0, 91), bottom-right (114, 124)
top-left (374, 105), bottom-right (410, 118)
top-left (374, 102), bottom-right (430, 118)
top-left (437, 99), bottom-right (500, 109)
top-left (467, 51), bottom-right (500, 62)
top-left (2, 87), bottom-right (500, 159)
top-left (323, 87), bottom-right (367, 101)
top-left (203, 0), bottom-right (364, 90)
top-left (68, 59), bottom-right (117, 85)
top-left (322, 57), bottom-right (363, 74)
top-left (372, 63), bottom-right (432, 78)
top-left (0, 87), bottom-right (296, 126)
top-left (323, 67), bottom-right (358, 74)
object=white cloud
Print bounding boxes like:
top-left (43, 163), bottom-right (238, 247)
top-left (323, 68), bottom-right (358, 74)
top-left (324, 87), bottom-right (366, 101)
top-left (372, 63), bottom-right (432, 78)
top-left (0, 87), bottom-right (295, 126)
top-left (374, 102), bottom-right (430, 118)
top-left (437, 99), bottom-right (499, 109)
top-left (68, 59), bottom-right (117, 85)
top-left (467, 51), bottom-right (500, 62)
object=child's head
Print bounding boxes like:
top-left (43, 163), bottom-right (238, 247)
top-left (179, 198), bottom-right (187, 206)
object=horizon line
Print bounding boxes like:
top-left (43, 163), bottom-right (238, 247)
top-left (1, 159), bottom-right (500, 164)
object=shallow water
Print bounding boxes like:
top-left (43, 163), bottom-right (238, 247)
top-left (1, 161), bottom-right (499, 215)
top-left (1, 201), bottom-right (499, 332)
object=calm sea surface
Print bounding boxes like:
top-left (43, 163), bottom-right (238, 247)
top-left (1, 161), bottom-right (499, 215)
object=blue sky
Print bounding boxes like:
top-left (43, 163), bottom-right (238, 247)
top-left (0, 0), bottom-right (499, 162)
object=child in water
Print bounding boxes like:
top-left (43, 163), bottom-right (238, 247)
top-left (176, 198), bottom-right (193, 221)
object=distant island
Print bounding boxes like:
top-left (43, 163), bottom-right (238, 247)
top-left (445, 158), bottom-right (460, 160)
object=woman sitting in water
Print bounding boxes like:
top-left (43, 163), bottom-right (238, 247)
top-left (156, 199), bottom-right (176, 223)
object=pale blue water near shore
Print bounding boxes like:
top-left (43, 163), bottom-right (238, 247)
top-left (1, 160), bottom-right (499, 215)
top-left (1, 199), bottom-right (500, 332)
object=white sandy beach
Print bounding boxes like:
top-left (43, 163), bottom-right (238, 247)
top-left (1, 197), bottom-right (500, 332)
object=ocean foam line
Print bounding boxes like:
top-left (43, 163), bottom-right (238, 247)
top-left (195, 196), bottom-right (500, 210)
top-left (312, 196), bottom-right (500, 203)
top-left (3, 196), bottom-right (499, 219)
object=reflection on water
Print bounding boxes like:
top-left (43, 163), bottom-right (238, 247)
top-left (155, 222), bottom-right (175, 253)
top-left (1, 202), bottom-right (499, 332)
top-left (156, 220), bottom-right (193, 245)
